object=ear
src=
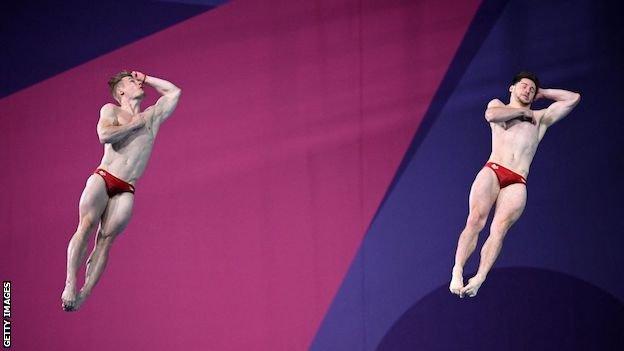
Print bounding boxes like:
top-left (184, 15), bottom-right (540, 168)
top-left (509, 84), bottom-right (514, 93)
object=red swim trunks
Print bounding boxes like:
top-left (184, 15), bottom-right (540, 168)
top-left (484, 162), bottom-right (527, 188)
top-left (94, 169), bottom-right (135, 197)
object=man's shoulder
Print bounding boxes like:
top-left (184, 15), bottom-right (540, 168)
top-left (100, 103), bottom-right (120, 113)
top-left (99, 104), bottom-right (121, 124)
top-left (487, 98), bottom-right (505, 107)
top-left (100, 103), bottom-right (120, 117)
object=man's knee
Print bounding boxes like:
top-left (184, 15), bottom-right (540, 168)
top-left (76, 216), bottom-right (98, 236)
top-left (97, 229), bottom-right (117, 247)
top-left (490, 218), bottom-right (515, 236)
top-left (466, 210), bottom-right (488, 231)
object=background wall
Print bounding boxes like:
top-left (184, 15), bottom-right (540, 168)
top-left (1, 0), bottom-right (622, 350)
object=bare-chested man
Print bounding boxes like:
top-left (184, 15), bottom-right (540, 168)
top-left (61, 70), bottom-right (181, 311)
top-left (449, 72), bottom-right (580, 298)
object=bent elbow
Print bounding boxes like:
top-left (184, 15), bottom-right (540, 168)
top-left (484, 110), bottom-right (494, 122)
top-left (565, 92), bottom-right (581, 109)
top-left (167, 86), bottom-right (181, 97)
top-left (573, 92), bottom-right (581, 105)
top-left (98, 133), bottom-right (109, 144)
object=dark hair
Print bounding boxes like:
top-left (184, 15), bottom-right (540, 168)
top-left (107, 71), bottom-right (132, 101)
top-left (511, 71), bottom-right (539, 91)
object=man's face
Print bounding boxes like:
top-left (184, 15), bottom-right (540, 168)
top-left (510, 78), bottom-right (536, 105)
top-left (118, 76), bottom-right (144, 101)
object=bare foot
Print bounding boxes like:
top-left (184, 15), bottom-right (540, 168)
top-left (73, 289), bottom-right (89, 311)
top-left (61, 285), bottom-right (90, 312)
top-left (449, 267), bottom-right (464, 296)
top-left (460, 275), bottom-right (485, 298)
top-left (61, 284), bottom-right (77, 312)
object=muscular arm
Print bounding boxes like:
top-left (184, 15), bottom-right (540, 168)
top-left (133, 72), bottom-right (181, 124)
top-left (539, 88), bottom-right (581, 127)
top-left (484, 99), bottom-right (532, 123)
top-left (97, 104), bottom-right (146, 144)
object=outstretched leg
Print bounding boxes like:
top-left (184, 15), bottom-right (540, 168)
top-left (62, 175), bottom-right (108, 311)
top-left (75, 192), bottom-right (134, 310)
top-left (450, 168), bottom-right (499, 296)
top-left (461, 183), bottom-right (526, 297)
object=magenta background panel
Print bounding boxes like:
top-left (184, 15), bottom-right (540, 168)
top-left (0, 0), bottom-right (479, 349)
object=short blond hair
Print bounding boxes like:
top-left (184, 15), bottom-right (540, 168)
top-left (107, 71), bottom-right (132, 102)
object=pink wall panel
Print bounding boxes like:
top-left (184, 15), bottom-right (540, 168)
top-left (0, 0), bottom-right (479, 349)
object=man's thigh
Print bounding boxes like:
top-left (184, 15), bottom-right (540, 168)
top-left (492, 184), bottom-right (527, 226)
top-left (100, 193), bottom-right (135, 236)
top-left (468, 167), bottom-right (500, 214)
top-left (78, 175), bottom-right (109, 226)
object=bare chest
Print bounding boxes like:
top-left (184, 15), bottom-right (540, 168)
top-left (505, 118), bottom-right (538, 135)
top-left (492, 118), bottom-right (542, 149)
top-left (114, 113), bottom-right (155, 149)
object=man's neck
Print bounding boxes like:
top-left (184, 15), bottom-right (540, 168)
top-left (508, 97), bottom-right (530, 109)
top-left (120, 99), bottom-right (142, 115)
